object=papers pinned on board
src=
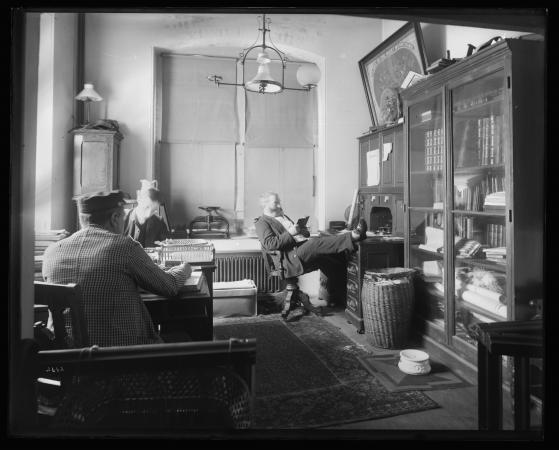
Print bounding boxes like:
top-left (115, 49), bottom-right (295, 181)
top-left (367, 149), bottom-right (380, 186)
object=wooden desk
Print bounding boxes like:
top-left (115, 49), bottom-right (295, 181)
top-left (471, 320), bottom-right (543, 432)
top-left (190, 262), bottom-right (216, 299)
top-left (140, 273), bottom-right (213, 341)
top-left (345, 236), bottom-right (404, 333)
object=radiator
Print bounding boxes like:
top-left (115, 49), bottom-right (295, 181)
top-left (214, 253), bottom-right (281, 293)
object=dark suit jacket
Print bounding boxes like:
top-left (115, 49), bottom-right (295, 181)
top-left (255, 214), bottom-right (305, 278)
top-left (124, 209), bottom-right (169, 248)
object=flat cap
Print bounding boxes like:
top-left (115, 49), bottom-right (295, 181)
top-left (76, 190), bottom-right (126, 214)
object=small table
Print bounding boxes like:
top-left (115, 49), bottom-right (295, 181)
top-left (140, 273), bottom-right (213, 341)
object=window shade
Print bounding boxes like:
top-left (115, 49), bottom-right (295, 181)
top-left (161, 55), bottom-right (239, 143)
top-left (245, 61), bottom-right (316, 147)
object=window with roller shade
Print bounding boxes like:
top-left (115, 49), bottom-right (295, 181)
top-left (159, 54), bottom-right (238, 228)
top-left (159, 54), bottom-right (316, 232)
top-left (243, 59), bottom-right (317, 228)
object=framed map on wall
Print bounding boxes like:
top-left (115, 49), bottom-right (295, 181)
top-left (359, 22), bottom-right (427, 128)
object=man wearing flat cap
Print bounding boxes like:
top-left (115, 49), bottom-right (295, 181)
top-left (42, 190), bottom-right (192, 347)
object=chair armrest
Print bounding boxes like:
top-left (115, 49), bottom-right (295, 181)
top-left (35, 339), bottom-right (256, 376)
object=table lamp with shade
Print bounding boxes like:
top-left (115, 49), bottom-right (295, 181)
top-left (75, 83), bottom-right (103, 126)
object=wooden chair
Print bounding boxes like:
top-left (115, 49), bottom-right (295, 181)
top-left (28, 281), bottom-right (257, 432)
top-left (29, 338), bottom-right (256, 433)
top-left (261, 249), bottom-right (321, 320)
top-left (34, 281), bottom-right (89, 349)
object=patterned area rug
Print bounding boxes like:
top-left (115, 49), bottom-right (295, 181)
top-left (358, 353), bottom-right (471, 393)
top-left (213, 313), bottom-right (439, 429)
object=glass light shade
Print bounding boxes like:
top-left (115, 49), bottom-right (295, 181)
top-left (256, 50), bottom-right (272, 64)
top-left (296, 64), bottom-right (321, 87)
top-left (75, 83), bottom-right (103, 102)
top-left (245, 62), bottom-right (283, 93)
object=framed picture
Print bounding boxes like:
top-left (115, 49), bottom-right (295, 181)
top-left (359, 22), bottom-right (427, 128)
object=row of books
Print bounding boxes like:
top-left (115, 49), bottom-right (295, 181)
top-left (483, 246), bottom-right (507, 263)
top-left (477, 115), bottom-right (503, 166)
top-left (424, 128), bottom-right (444, 171)
top-left (454, 173), bottom-right (505, 211)
top-left (454, 217), bottom-right (506, 251)
top-left (453, 114), bottom-right (503, 168)
top-left (455, 216), bottom-right (484, 241)
top-left (483, 191), bottom-right (505, 212)
top-left (486, 223), bottom-right (506, 248)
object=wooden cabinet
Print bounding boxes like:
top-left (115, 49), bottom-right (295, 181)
top-left (358, 123), bottom-right (404, 193)
top-left (345, 239), bottom-right (404, 333)
top-left (72, 129), bottom-right (123, 196)
top-left (357, 123), bottom-right (404, 237)
top-left (400, 39), bottom-right (544, 377)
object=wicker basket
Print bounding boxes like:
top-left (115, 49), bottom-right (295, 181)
top-left (361, 268), bottom-right (416, 349)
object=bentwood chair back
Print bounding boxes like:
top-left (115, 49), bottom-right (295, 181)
top-left (34, 281), bottom-right (89, 349)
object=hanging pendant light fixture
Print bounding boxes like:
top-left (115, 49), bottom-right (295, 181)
top-left (208, 14), bottom-right (321, 94)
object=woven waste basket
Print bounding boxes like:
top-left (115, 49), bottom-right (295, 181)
top-left (361, 267), bottom-right (416, 349)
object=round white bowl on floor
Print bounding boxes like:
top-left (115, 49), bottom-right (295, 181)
top-left (398, 349), bottom-right (431, 375)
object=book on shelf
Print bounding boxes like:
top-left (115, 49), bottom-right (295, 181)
top-left (401, 71), bottom-right (427, 89)
top-left (424, 128), bottom-right (444, 171)
top-left (483, 246), bottom-right (507, 262)
top-left (476, 114), bottom-right (503, 166)
top-left (455, 239), bottom-right (484, 258)
top-left (483, 191), bottom-right (505, 212)
top-left (460, 290), bottom-right (507, 319)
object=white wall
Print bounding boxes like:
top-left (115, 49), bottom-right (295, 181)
top-left (84, 13), bottom-right (382, 228)
top-left (35, 13), bottom-right (78, 232)
top-left (84, 13), bottom-right (533, 229)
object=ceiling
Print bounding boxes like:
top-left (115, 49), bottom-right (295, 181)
top-left (20, 7), bottom-right (547, 34)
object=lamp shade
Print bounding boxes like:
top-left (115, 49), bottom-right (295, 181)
top-left (245, 62), bottom-right (283, 93)
top-left (75, 83), bottom-right (103, 102)
top-left (296, 64), bottom-right (321, 88)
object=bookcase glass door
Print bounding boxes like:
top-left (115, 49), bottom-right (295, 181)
top-left (407, 92), bottom-right (445, 327)
top-left (409, 94), bottom-right (444, 208)
top-left (450, 71), bottom-right (508, 345)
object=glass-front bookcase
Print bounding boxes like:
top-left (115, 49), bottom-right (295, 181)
top-left (407, 92), bottom-right (446, 330)
top-left (451, 71), bottom-right (508, 346)
top-left (401, 39), bottom-right (544, 374)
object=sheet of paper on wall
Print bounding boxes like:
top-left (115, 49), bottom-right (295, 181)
top-left (367, 149), bottom-right (380, 186)
top-left (382, 142), bottom-right (393, 161)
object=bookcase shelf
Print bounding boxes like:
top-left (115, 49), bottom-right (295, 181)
top-left (452, 96), bottom-right (503, 116)
top-left (452, 210), bottom-right (506, 217)
top-left (401, 39), bottom-right (544, 374)
top-left (454, 164), bottom-right (505, 174)
top-left (455, 257), bottom-right (507, 273)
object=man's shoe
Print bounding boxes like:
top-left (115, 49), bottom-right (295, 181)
top-left (355, 218), bottom-right (368, 241)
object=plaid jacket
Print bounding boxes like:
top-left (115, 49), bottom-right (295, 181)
top-left (42, 225), bottom-right (188, 347)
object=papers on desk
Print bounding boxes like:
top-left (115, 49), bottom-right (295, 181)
top-left (183, 271), bottom-right (203, 291)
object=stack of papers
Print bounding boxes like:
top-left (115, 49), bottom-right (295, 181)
top-left (483, 247), bottom-right (506, 262)
top-left (483, 191), bottom-right (505, 211)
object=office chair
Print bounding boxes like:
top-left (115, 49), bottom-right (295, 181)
top-left (261, 249), bottom-right (321, 320)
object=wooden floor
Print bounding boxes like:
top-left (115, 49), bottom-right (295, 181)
top-left (320, 306), bottom-right (479, 431)
top-left (222, 296), bottom-right (541, 437)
